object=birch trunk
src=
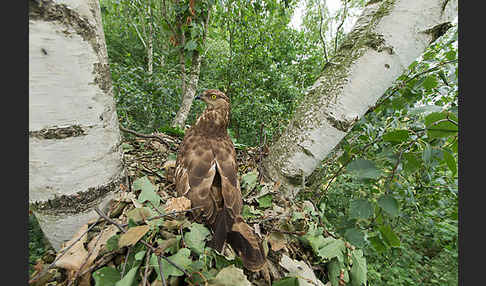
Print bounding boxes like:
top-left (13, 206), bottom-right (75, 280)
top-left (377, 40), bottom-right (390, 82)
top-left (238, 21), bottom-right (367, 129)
top-left (172, 50), bottom-right (203, 128)
top-left (147, 0), bottom-right (153, 75)
top-left (171, 11), bottom-right (211, 128)
top-left (263, 0), bottom-right (458, 195)
top-left (29, 0), bottom-right (125, 250)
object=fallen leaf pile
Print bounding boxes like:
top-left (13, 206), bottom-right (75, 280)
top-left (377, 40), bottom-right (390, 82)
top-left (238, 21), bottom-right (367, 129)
top-left (29, 132), bottom-right (365, 286)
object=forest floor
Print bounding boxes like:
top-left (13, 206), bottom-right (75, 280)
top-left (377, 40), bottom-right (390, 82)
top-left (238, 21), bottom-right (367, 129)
top-left (29, 131), bottom-right (340, 286)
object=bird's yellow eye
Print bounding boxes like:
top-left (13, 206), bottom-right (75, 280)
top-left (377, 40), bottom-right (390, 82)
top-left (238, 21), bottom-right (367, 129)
top-left (211, 94), bottom-right (217, 100)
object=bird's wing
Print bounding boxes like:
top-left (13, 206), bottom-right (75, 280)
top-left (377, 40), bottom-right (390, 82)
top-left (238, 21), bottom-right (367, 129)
top-left (209, 136), bottom-right (243, 216)
top-left (175, 133), bottom-right (219, 221)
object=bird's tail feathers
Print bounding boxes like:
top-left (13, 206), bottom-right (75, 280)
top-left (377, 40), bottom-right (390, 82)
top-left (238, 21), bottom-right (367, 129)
top-left (227, 215), bottom-right (266, 272)
top-left (209, 208), bottom-right (234, 252)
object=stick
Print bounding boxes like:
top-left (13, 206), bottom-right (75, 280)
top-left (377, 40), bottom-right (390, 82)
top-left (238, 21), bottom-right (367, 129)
top-left (94, 207), bottom-right (190, 277)
top-left (157, 255), bottom-right (168, 286)
top-left (29, 218), bottom-right (101, 284)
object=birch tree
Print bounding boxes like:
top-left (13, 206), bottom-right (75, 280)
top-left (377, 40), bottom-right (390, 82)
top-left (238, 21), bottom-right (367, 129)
top-left (166, 0), bottom-right (212, 128)
top-left (262, 0), bottom-right (458, 195)
top-left (29, 0), bottom-right (125, 250)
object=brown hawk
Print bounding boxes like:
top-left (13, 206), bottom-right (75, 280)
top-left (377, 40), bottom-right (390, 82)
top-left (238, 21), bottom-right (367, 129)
top-left (175, 89), bottom-right (266, 272)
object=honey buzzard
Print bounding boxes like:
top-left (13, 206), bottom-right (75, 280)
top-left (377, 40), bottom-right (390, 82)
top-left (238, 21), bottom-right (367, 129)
top-left (175, 89), bottom-right (266, 272)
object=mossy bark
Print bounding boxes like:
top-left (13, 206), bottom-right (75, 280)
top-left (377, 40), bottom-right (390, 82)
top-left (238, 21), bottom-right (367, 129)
top-left (29, 0), bottom-right (125, 250)
top-left (262, 0), bottom-right (457, 196)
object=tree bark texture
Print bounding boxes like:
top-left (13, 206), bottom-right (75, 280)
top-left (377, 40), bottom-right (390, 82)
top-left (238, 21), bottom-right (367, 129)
top-left (171, 11), bottom-right (211, 128)
top-left (172, 50), bottom-right (203, 128)
top-left (263, 0), bottom-right (458, 195)
top-left (29, 0), bottom-right (125, 250)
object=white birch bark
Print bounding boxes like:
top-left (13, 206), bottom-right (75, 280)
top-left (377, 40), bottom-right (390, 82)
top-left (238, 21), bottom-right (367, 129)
top-left (29, 0), bottom-right (125, 250)
top-left (263, 0), bottom-right (458, 195)
top-left (172, 50), bottom-right (203, 128)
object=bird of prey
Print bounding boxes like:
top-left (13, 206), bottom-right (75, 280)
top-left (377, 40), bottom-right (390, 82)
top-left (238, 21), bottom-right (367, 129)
top-left (175, 89), bottom-right (266, 272)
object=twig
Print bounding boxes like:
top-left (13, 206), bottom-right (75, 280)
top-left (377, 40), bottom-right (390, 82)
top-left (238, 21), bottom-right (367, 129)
top-left (149, 200), bottom-right (164, 216)
top-left (119, 126), bottom-right (168, 146)
top-left (334, 0), bottom-right (348, 53)
top-left (319, 137), bottom-right (381, 202)
top-left (318, 1), bottom-right (329, 62)
top-left (94, 207), bottom-right (190, 276)
top-left (141, 164), bottom-right (165, 181)
top-left (367, 59), bottom-right (458, 114)
top-left (385, 139), bottom-right (418, 189)
top-left (72, 229), bottom-right (104, 286)
top-left (95, 207), bottom-right (127, 233)
top-left (157, 255), bottom-right (168, 286)
top-left (146, 206), bottom-right (203, 221)
top-left (29, 218), bottom-right (101, 284)
top-left (79, 252), bottom-right (117, 276)
top-left (121, 247), bottom-right (131, 278)
top-left (142, 249), bottom-right (152, 286)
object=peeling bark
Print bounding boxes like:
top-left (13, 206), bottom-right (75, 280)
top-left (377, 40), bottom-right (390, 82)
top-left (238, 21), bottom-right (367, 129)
top-left (262, 0), bottom-right (457, 195)
top-left (29, 0), bottom-right (124, 250)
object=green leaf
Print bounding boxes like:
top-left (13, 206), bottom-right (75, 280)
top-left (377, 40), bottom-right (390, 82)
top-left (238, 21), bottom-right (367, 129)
top-left (93, 267), bottom-right (121, 286)
top-left (377, 195), bottom-right (399, 218)
top-left (378, 225), bottom-right (400, 248)
top-left (346, 159), bottom-right (382, 180)
top-left (328, 258), bottom-right (349, 286)
top-left (403, 152), bottom-right (420, 173)
top-left (257, 194), bottom-right (273, 208)
top-left (133, 176), bottom-right (160, 207)
top-left (443, 150), bottom-right (457, 176)
top-left (272, 277), bottom-right (299, 286)
top-left (106, 235), bottom-right (120, 252)
top-left (167, 152), bottom-right (178, 161)
top-left (350, 249), bottom-right (367, 286)
top-left (241, 170), bottom-right (259, 193)
top-left (317, 238), bottom-right (346, 262)
top-left (121, 143), bottom-right (135, 152)
top-left (383, 130), bottom-right (410, 143)
top-left (184, 40), bottom-right (197, 51)
top-left (210, 265), bottom-right (252, 286)
top-left (134, 250), bottom-right (146, 261)
top-left (184, 223), bottom-right (210, 255)
top-left (409, 105), bottom-right (443, 116)
top-left (115, 261), bottom-right (141, 286)
top-left (422, 75), bottom-right (438, 89)
top-left (344, 228), bottom-right (366, 248)
top-left (241, 205), bottom-right (263, 219)
top-left (150, 248), bottom-right (192, 281)
top-left (349, 199), bottom-right (373, 220)
top-left (424, 112), bottom-right (458, 138)
top-left (368, 235), bottom-right (386, 252)
top-left (422, 144), bottom-right (433, 164)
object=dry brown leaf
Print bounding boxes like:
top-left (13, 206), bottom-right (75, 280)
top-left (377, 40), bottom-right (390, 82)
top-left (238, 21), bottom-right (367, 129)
top-left (126, 207), bottom-right (152, 223)
top-left (151, 141), bottom-right (168, 153)
top-left (87, 224), bottom-right (119, 261)
top-left (162, 217), bottom-right (191, 231)
top-left (268, 232), bottom-right (286, 252)
top-left (55, 224), bottom-right (89, 271)
top-left (164, 197), bottom-right (191, 213)
top-left (118, 225), bottom-right (150, 248)
top-left (78, 272), bottom-right (91, 286)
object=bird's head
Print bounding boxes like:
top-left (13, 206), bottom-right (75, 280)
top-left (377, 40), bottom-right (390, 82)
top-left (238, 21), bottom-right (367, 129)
top-left (196, 89), bottom-right (230, 110)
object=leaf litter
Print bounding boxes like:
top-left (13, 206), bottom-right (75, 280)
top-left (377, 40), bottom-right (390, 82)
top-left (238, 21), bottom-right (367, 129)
top-left (30, 133), bottom-right (366, 286)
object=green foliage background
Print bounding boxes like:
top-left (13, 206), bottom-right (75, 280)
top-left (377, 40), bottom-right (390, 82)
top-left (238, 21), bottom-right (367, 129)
top-left (96, 0), bottom-right (458, 285)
